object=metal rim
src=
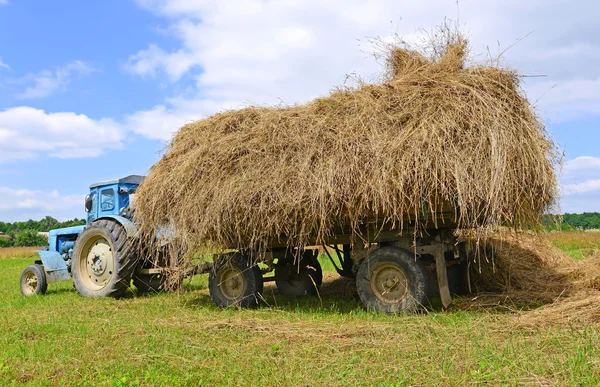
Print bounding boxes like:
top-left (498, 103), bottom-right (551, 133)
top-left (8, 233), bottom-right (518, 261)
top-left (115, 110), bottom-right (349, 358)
top-left (280, 265), bottom-right (306, 289)
top-left (370, 263), bottom-right (409, 304)
top-left (22, 270), bottom-right (39, 295)
top-left (77, 234), bottom-right (115, 291)
top-left (218, 267), bottom-right (245, 300)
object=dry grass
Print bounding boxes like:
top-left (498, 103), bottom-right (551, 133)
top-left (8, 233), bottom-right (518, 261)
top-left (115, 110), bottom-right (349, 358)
top-left (461, 230), bottom-right (600, 327)
top-left (134, 24), bottom-right (558, 264)
top-left (0, 246), bottom-right (41, 259)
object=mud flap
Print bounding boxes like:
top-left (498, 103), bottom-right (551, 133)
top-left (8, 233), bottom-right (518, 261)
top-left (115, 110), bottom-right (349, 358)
top-left (435, 247), bottom-right (452, 308)
top-left (36, 250), bottom-right (71, 284)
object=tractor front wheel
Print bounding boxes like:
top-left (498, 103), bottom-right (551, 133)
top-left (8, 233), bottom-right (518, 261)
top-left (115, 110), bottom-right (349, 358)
top-left (20, 264), bottom-right (48, 296)
top-left (71, 220), bottom-right (138, 298)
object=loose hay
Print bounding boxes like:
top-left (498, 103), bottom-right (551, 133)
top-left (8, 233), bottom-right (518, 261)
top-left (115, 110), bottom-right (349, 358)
top-left (461, 230), bottom-right (600, 327)
top-left (134, 27), bottom-right (559, 262)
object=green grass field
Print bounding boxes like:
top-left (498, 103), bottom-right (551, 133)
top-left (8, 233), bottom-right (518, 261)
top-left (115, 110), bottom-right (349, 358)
top-left (1, 233), bottom-right (599, 386)
top-left (546, 230), bottom-right (600, 260)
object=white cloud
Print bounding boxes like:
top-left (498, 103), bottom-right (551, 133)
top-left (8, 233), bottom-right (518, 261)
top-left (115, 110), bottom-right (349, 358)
top-left (0, 107), bottom-right (124, 163)
top-left (125, 0), bottom-right (600, 142)
top-left (0, 0), bottom-right (8, 5)
top-left (560, 156), bottom-right (600, 211)
top-left (124, 44), bottom-right (199, 81)
top-left (0, 57), bottom-right (9, 70)
top-left (16, 60), bottom-right (96, 99)
top-left (125, 104), bottom-right (197, 141)
top-left (562, 156), bottom-right (600, 185)
top-left (564, 156), bottom-right (600, 172)
top-left (124, 96), bottom-right (242, 141)
top-left (527, 78), bottom-right (600, 122)
top-left (563, 179), bottom-right (600, 195)
top-left (0, 186), bottom-right (83, 222)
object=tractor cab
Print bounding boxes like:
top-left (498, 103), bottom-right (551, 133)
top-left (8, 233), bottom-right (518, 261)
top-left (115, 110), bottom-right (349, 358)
top-left (19, 175), bottom-right (146, 296)
top-left (84, 175), bottom-right (145, 225)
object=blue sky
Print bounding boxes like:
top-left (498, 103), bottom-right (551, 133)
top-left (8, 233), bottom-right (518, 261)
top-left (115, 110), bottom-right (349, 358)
top-left (0, 0), bottom-right (599, 221)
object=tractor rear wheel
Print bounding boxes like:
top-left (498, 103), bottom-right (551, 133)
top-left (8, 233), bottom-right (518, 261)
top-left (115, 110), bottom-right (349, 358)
top-left (72, 219), bottom-right (138, 298)
top-left (209, 253), bottom-right (263, 308)
top-left (356, 246), bottom-right (429, 313)
top-left (20, 264), bottom-right (48, 296)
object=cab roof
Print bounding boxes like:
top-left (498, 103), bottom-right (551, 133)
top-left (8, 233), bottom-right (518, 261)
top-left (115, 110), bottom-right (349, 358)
top-left (89, 175), bottom-right (146, 189)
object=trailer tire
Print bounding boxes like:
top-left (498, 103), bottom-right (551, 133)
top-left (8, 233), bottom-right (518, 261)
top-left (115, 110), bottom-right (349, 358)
top-left (209, 253), bottom-right (263, 308)
top-left (275, 258), bottom-right (322, 296)
top-left (72, 219), bottom-right (138, 298)
top-left (20, 264), bottom-right (48, 296)
top-left (133, 274), bottom-right (165, 293)
top-left (356, 246), bottom-right (429, 313)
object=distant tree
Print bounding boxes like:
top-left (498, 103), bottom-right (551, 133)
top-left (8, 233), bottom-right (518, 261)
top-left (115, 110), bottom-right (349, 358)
top-left (0, 238), bottom-right (9, 248)
top-left (58, 218), bottom-right (86, 228)
top-left (39, 216), bottom-right (59, 231)
top-left (13, 229), bottom-right (49, 247)
top-left (0, 216), bottom-right (86, 235)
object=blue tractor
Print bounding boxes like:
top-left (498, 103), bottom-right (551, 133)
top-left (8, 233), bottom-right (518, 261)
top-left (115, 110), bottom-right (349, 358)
top-left (20, 175), bottom-right (168, 297)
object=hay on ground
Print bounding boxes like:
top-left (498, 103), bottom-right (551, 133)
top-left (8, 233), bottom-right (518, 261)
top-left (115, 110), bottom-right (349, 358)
top-left (134, 27), bottom-right (558, 261)
top-left (460, 230), bottom-right (600, 327)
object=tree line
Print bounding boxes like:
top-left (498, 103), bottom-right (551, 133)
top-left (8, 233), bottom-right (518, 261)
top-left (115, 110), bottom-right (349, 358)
top-left (1, 213), bottom-right (598, 248)
top-left (0, 216), bottom-right (85, 247)
top-left (543, 212), bottom-right (600, 231)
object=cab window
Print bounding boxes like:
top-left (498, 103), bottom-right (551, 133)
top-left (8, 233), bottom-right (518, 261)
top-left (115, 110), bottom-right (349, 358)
top-left (100, 188), bottom-right (115, 211)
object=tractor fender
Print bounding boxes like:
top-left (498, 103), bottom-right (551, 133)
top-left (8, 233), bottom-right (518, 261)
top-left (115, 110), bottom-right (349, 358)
top-left (35, 250), bottom-right (71, 284)
top-left (95, 215), bottom-right (137, 238)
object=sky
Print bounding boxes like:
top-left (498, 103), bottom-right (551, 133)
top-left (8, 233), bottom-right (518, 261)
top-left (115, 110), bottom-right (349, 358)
top-left (0, 0), bottom-right (599, 222)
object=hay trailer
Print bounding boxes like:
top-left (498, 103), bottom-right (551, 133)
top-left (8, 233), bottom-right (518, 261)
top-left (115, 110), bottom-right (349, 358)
top-left (19, 175), bottom-right (464, 312)
top-left (210, 220), bottom-right (465, 312)
top-left (19, 175), bottom-right (183, 297)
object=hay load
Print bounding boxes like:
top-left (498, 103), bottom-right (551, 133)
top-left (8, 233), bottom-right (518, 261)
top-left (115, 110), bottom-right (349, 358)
top-left (134, 29), bottom-right (558, 256)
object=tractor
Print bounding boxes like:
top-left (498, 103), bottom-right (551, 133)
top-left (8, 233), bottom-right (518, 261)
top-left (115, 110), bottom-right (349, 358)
top-left (19, 175), bottom-right (173, 297)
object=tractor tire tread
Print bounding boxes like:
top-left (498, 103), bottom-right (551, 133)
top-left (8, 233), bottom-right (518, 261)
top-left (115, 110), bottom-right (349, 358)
top-left (20, 264), bottom-right (48, 296)
top-left (72, 219), bottom-right (138, 298)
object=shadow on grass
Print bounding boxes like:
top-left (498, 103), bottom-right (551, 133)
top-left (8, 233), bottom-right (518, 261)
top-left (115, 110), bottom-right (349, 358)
top-left (44, 288), bottom-right (75, 296)
top-left (179, 273), bottom-right (447, 315)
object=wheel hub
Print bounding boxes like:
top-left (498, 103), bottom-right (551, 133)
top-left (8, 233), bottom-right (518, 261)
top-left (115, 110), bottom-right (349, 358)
top-left (370, 263), bottom-right (409, 304)
top-left (79, 237), bottom-right (115, 290)
top-left (91, 254), bottom-right (105, 275)
top-left (24, 272), bottom-right (38, 294)
top-left (220, 267), bottom-right (245, 300)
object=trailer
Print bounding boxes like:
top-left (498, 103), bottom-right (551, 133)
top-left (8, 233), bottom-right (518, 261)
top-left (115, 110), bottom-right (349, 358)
top-left (208, 217), bottom-right (465, 313)
top-left (20, 175), bottom-right (464, 313)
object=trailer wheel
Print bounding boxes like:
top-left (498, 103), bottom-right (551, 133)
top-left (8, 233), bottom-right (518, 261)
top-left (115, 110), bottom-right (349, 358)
top-left (20, 264), bottom-right (48, 296)
top-left (133, 274), bottom-right (165, 293)
top-left (356, 246), bottom-right (429, 313)
top-left (209, 253), bottom-right (263, 308)
top-left (275, 258), bottom-right (323, 296)
top-left (72, 219), bottom-right (138, 298)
